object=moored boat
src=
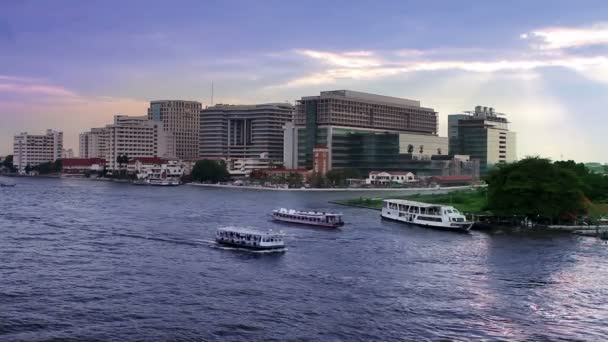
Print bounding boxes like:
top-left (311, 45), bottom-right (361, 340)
top-left (215, 226), bottom-right (285, 250)
top-left (381, 199), bottom-right (473, 232)
top-left (272, 208), bottom-right (344, 228)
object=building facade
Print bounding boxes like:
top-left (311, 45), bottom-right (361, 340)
top-left (290, 90), bottom-right (440, 173)
top-left (105, 115), bottom-right (175, 171)
top-left (148, 100), bottom-right (202, 160)
top-left (13, 129), bottom-right (63, 172)
top-left (448, 106), bottom-right (517, 174)
top-left (199, 103), bottom-right (294, 163)
top-left (79, 127), bottom-right (106, 159)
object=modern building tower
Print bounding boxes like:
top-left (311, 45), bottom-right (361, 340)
top-left (199, 103), bottom-right (294, 163)
top-left (148, 100), bottom-right (202, 160)
top-left (448, 106), bottom-right (517, 174)
top-left (290, 90), bottom-right (443, 173)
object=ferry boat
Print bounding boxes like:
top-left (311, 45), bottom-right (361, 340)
top-left (272, 208), bottom-right (344, 228)
top-left (381, 199), bottom-right (473, 232)
top-left (215, 226), bottom-right (285, 250)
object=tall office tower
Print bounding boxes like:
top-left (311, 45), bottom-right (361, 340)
top-left (199, 103), bottom-right (294, 162)
top-left (291, 90), bottom-right (443, 172)
top-left (448, 106), bottom-right (517, 174)
top-left (148, 100), bottom-right (202, 160)
top-left (79, 127), bottom-right (106, 158)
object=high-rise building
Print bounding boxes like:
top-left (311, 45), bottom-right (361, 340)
top-left (13, 129), bottom-right (63, 172)
top-left (148, 100), bottom-right (202, 160)
top-left (448, 106), bottom-right (517, 174)
top-left (79, 127), bottom-right (106, 158)
top-left (105, 115), bottom-right (175, 171)
top-left (290, 90), bottom-right (441, 172)
top-left (199, 103), bottom-right (294, 163)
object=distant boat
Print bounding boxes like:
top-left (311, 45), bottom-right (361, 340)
top-left (272, 208), bottom-right (345, 228)
top-left (381, 199), bottom-right (473, 232)
top-left (215, 226), bottom-right (285, 251)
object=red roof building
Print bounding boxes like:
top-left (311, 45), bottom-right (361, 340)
top-left (62, 158), bottom-right (106, 174)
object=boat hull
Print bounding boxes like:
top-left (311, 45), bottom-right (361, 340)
top-left (215, 239), bottom-right (285, 251)
top-left (381, 214), bottom-right (472, 233)
top-left (272, 215), bottom-right (344, 228)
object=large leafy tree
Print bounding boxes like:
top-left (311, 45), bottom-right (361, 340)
top-left (192, 159), bottom-right (230, 183)
top-left (1, 155), bottom-right (16, 173)
top-left (486, 157), bottom-right (586, 220)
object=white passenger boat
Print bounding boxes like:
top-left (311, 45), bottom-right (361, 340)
top-left (381, 199), bottom-right (473, 232)
top-left (272, 208), bottom-right (344, 228)
top-left (215, 227), bottom-right (285, 250)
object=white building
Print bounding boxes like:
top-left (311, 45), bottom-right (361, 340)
top-left (105, 115), bottom-right (176, 171)
top-left (283, 122), bottom-right (298, 169)
top-left (13, 129), bottom-right (63, 173)
top-left (366, 171), bottom-right (416, 185)
top-left (227, 152), bottom-right (274, 176)
top-left (127, 158), bottom-right (185, 180)
top-left (79, 127), bottom-right (106, 158)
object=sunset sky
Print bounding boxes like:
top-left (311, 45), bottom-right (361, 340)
top-left (1, 0), bottom-right (607, 162)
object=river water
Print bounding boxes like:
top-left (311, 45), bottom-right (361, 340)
top-left (1, 178), bottom-right (607, 341)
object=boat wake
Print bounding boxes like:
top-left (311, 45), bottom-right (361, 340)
top-left (112, 232), bottom-right (210, 247)
top-left (209, 242), bottom-right (287, 254)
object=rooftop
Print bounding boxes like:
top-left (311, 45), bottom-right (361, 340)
top-left (383, 199), bottom-right (456, 209)
top-left (217, 226), bottom-right (283, 236)
top-left (302, 90), bottom-right (422, 108)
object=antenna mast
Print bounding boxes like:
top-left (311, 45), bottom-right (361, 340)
top-left (211, 81), bottom-right (214, 106)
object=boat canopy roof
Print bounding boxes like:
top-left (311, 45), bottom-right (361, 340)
top-left (383, 199), bottom-right (455, 209)
top-left (274, 208), bottom-right (342, 217)
top-left (217, 226), bottom-right (283, 237)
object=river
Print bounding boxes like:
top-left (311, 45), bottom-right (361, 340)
top-left (1, 178), bottom-right (607, 341)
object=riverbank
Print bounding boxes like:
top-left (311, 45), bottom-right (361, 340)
top-left (335, 189), bottom-right (488, 213)
top-left (187, 182), bottom-right (480, 192)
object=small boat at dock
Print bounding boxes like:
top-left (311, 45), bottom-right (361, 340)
top-left (381, 199), bottom-right (473, 232)
top-left (272, 208), bottom-right (344, 228)
top-left (215, 227), bottom-right (285, 250)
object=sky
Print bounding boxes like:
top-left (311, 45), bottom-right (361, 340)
top-left (1, 0), bottom-right (607, 162)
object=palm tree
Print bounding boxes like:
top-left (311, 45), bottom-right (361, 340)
top-left (437, 148), bottom-right (442, 155)
top-left (407, 144), bottom-right (414, 154)
top-left (419, 145), bottom-right (424, 154)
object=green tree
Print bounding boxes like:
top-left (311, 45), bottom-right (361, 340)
top-left (407, 144), bottom-right (414, 154)
top-left (1, 155), bottom-right (16, 173)
top-left (486, 157), bottom-right (586, 221)
top-left (24, 164), bottom-right (32, 174)
top-left (192, 159), bottom-right (230, 183)
top-left (285, 172), bottom-right (303, 188)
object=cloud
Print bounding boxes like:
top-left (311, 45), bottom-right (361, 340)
top-left (283, 49), bottom-right (608, 86)
top-left (295, 49), bottom-right (382, 68)
top-left (521, 23), bottom-right (608, 50)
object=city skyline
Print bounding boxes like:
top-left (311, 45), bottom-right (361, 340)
top-left (1, 0), bottom-right (608, 162)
